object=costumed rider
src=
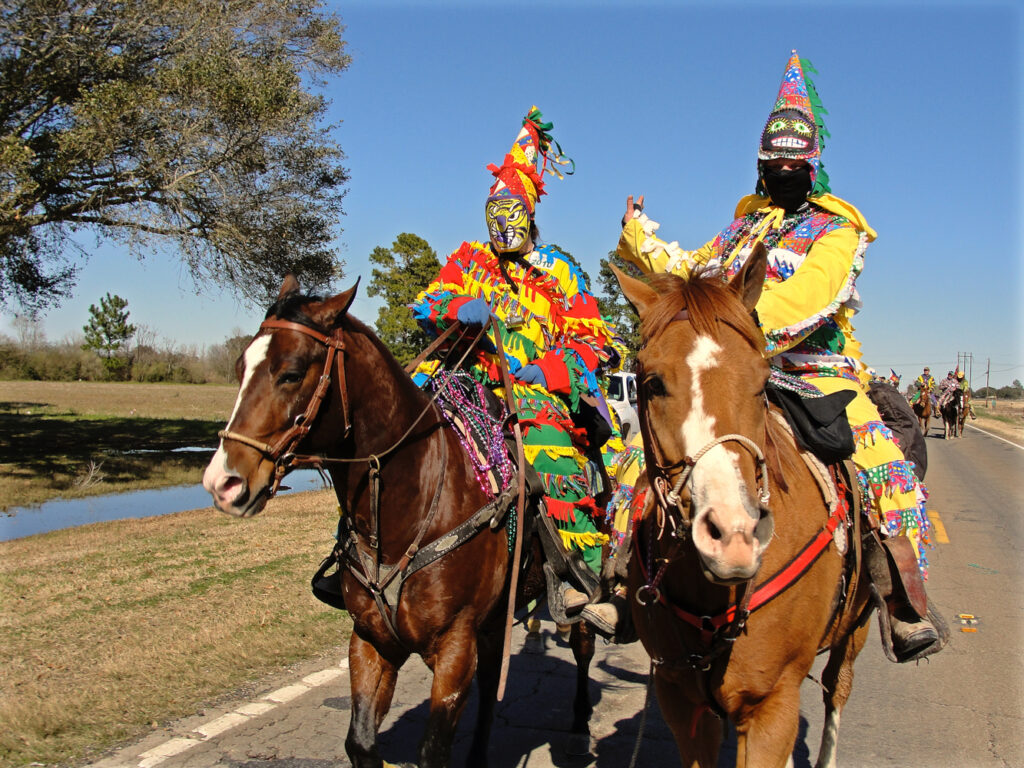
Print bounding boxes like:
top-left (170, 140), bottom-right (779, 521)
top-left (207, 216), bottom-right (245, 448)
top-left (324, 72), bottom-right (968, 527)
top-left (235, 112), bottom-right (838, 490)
top-left (616, 51), bottom-right (947, 662)
top-left (937, 370), bottom-right (958, 410)
top-left (958, 369), bottom-right (976, 419)
top-left (913, 367), bottom-right (938, 410)
top-left (410, 107), bottom-right (623, 632)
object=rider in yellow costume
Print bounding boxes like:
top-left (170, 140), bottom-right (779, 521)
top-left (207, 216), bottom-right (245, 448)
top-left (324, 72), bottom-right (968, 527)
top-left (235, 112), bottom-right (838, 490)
top-left (616, 51), bottom-right (944, 661)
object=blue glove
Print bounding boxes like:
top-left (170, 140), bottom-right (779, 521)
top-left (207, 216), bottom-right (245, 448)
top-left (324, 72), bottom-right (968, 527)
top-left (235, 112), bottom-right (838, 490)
top-left (516, 364), bottom-right (547, 387)
top-left (456, 297), bottom-right (492, 328)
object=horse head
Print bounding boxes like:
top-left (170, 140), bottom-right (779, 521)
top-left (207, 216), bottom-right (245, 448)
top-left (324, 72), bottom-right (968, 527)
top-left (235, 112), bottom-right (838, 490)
top-left (613, 245), bottom-right (774, 584)
top-left (203, 275), bottom-right (360, 517)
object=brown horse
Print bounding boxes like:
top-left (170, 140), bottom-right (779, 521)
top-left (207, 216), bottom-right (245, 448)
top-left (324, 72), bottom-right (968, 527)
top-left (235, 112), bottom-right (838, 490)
top-left (202, 276), bottom-right (599, 768)
top-left (912, 388), bottom-right (932, 436)
top-left (613, 246), bottom-right (873, 768)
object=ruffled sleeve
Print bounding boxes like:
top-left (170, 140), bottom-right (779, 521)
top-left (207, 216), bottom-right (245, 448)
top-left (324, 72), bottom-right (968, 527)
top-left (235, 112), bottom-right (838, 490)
top-left (758, 226), bottom-right (868, 355)
top-left (616, 213), bottom-right (714, 277)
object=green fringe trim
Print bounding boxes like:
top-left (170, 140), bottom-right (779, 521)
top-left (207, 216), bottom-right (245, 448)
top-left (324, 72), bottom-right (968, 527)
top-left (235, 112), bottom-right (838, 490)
top-left (801, 57), bottom-right (832, 195)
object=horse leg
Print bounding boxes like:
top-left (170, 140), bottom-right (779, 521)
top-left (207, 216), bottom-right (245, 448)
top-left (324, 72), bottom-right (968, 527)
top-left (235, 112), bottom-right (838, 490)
top-left (466, 625), bottom-right (502, 768)
top-left (345, 633), bottom-right (407, 768)
top-left (814, 622), bottom-right (870, 768)
top-left (653, 672), bottom-right (722, 768)
top-left (418, 622), bottom-right (479, 768)
top-left (734, 670), bottom-right (804, 768)
top-left (565, 620), bottom-right (596, 755)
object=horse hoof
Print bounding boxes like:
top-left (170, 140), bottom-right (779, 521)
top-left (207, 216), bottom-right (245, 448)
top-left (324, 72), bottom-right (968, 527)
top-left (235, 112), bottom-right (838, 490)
top-left (565, 732), bottom-right (592, 756)
top-left (523, 631), bottom-right (545, 654)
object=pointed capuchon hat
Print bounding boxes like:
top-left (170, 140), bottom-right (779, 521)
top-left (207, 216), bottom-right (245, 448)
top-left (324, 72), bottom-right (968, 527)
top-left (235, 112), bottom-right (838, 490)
top-left (758, 50), bottom-right (831, 195)
top-left (487, 106), bottom-right (572, 214)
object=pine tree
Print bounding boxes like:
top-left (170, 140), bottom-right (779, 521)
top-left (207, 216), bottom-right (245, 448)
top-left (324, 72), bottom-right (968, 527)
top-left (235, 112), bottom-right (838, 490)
top-left (82, 293), bottom-right (136, 380)
top-left (367, 234), bottom-right (442, 365)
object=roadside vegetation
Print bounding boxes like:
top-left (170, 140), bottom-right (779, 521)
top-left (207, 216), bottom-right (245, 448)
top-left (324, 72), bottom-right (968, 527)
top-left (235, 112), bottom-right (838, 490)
top-left (973, 397), bottom-right (1024, 442)
top-left (0, 490), bottom-right (350, 768)
top-left (0, 381), bottom-right (238, 510)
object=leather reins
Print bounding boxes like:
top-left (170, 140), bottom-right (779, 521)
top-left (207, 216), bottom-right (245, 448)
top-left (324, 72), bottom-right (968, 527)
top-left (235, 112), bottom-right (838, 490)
top-left (218, 318), bottom-right (484, 494)
top-left (217, 314), bottom-right (528, 699)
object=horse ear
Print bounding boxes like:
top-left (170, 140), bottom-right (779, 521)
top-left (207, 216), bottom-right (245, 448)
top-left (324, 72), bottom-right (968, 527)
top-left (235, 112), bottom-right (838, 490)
top-left (730, 242), bottom-right (767, 312)
top-left (278, 274), bottom-right (300, 298)
top-left (311, 277), bottom-right (361, 327)
top-left (611, 265), bottom-right (659, 320)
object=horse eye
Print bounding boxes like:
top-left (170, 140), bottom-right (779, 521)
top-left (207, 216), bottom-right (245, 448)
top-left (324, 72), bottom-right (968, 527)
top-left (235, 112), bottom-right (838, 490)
top-left (643, 374), bottom-right (666, 399)
top-left (277, 370), bottom-right (305, 386)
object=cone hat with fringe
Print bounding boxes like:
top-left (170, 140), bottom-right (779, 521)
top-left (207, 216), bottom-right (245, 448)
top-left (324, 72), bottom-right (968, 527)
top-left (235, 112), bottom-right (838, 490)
top-left (487, 106), bottom-right (573, 214)
top-left (758, 50), bottom-right (831, 195)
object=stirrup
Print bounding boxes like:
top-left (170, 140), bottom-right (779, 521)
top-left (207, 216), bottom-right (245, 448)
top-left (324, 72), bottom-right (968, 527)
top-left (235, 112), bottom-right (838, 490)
top-left (870, 584), bottom-right (949, 663)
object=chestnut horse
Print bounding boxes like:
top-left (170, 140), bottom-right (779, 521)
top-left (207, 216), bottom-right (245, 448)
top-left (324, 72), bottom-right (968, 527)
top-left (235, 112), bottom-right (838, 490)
top-left (614, 246), bottom-right (873, 768)
top-left (203, 276), bottom-right (599, 768)
top-left (912, 388), bottom-right (932, 436)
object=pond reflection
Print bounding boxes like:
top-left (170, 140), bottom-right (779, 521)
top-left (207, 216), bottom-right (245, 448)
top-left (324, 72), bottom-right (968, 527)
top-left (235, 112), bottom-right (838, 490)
top-left (0, 471), bottom-right (329, 542)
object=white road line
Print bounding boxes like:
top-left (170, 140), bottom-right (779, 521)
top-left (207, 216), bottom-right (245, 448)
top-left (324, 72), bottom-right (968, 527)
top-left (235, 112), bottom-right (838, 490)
top-left (193, 712), bottom-right (251, 740)
top-left (235, 701), bottom-right (277, 716)
top-left (262, 682), bottom-right (311, 703)
top-left (303, 667), bottom-right (344, 686)
top-left (966, 423), bottom-right (1024, 450)
top-left (137, 738), bottom-right (201, 768)
top-left (123, 662), bottom-right (349, 767)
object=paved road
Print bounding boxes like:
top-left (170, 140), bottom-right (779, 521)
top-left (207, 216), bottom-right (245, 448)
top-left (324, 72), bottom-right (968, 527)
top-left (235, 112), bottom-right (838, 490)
top-left (89, 424), bottom-right (1023, 768)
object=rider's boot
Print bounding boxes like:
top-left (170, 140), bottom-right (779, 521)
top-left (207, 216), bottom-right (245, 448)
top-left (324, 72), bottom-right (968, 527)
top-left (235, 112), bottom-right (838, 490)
top-left (561, 586), bottom-right (589, 614)
top-left (864, 532), bottom-right (949, 663)
top-left (580, 586), bottom-right (629, 640)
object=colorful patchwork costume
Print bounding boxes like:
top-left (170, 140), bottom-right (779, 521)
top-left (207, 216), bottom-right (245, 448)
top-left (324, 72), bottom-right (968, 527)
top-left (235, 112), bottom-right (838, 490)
top-left (411, 108), bottom-right (621, 576)
top-left (617, 52), bottom-right (933, 577)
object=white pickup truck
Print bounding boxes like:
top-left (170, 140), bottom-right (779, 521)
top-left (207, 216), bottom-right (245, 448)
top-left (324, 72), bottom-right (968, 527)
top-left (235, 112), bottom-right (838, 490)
top-left (605, 371), bottom-right (639, 441)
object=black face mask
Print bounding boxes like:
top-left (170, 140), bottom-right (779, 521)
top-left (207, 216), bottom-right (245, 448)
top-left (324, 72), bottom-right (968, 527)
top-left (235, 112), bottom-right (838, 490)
top-left (761, 164), bottom-right (813, 212)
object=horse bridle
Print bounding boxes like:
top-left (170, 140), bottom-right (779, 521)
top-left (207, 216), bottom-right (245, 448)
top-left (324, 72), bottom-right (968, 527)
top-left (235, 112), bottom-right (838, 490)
top-left (217, 318), bottom-right (353, 496)
top-left (638, 308), bottom-right (771, 541)
top-left (217, 317), bottom-right (502, 498)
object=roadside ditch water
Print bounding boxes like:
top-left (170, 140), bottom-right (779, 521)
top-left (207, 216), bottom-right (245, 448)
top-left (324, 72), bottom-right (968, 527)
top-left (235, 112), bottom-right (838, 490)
top-left (1, 470), bottom-right (329, 542)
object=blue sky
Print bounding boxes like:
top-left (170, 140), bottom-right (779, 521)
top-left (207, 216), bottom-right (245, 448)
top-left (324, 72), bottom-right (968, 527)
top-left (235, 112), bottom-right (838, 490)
top-left (5, 0), bottom-right (1022, 388)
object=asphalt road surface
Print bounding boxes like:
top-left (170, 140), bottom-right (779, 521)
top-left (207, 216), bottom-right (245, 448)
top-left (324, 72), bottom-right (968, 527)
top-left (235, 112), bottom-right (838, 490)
top-left (89, 422), bottom-right (1023, 768)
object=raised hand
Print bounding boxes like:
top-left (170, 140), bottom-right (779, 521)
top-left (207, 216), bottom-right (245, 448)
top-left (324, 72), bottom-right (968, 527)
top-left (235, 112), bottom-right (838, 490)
top-left (622, 194), bottom-right (645, 227)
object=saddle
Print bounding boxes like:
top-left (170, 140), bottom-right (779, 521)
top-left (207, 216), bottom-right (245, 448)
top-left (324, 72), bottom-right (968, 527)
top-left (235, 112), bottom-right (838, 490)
top-left (312, 371), bottom-right (599, 628)
top-left (766, 402), bottom-right (948, 664)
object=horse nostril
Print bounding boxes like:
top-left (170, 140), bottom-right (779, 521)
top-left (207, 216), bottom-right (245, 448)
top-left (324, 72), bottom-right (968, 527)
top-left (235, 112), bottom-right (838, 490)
top-left (707, 518), bottom-right (722, 541)
top-left (218, 475), bottom-right (245, 504)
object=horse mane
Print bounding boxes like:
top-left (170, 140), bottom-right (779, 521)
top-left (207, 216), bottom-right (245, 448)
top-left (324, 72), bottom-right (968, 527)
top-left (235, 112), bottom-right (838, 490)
top-left (641, 268), bottom-right (764, 353)
top-left (264, 292), bottom-right (328, 331)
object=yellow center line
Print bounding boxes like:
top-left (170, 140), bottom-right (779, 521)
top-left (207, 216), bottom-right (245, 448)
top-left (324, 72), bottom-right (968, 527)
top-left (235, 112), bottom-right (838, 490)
top-left (928, 509), bottom-right (950, 544)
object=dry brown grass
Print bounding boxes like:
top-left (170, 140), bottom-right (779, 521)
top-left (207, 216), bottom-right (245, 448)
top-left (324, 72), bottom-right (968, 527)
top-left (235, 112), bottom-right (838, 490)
top-left (0, 380), bottom-right (238, 421)
top-left (972, 398), bottom-right (1024, 443)
top-left (0, 489), bottom-right (349, 768)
